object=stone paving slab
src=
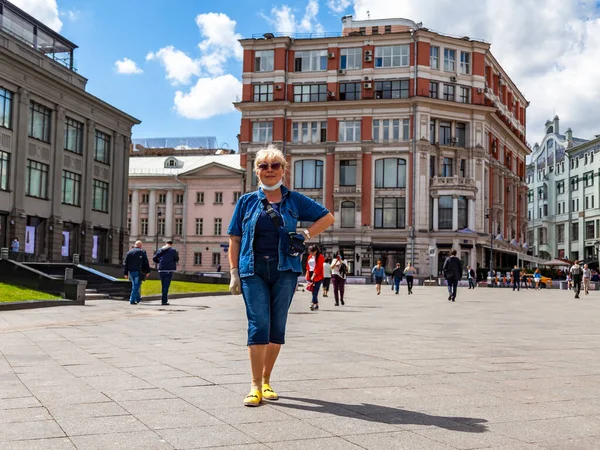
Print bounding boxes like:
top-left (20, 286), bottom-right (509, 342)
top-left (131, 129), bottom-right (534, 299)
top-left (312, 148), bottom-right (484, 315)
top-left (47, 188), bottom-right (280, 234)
top-left (1, 285), bottom-right (600, 449)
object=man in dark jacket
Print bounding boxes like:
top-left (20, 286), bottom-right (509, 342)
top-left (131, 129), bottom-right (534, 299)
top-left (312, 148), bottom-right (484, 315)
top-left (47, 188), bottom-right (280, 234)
top-left (443, 249), bottom-right (463, 302)
top-left (511, 265), bottom-right (521, 291)
top-left (391, 263), bottom-right (404, 294)
top-left (153, 240), bottom-right (179, 305)
top-left (124, 241), bottom-right (151, 305)
top-left (570, 261), bottom-right (583, 299)
top-left (467, 265), bottom-right (476, 289)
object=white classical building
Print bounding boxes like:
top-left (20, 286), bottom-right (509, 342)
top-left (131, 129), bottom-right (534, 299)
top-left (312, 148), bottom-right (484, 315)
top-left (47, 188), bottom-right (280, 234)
top-left (527, 116), bottom-right (600, 262)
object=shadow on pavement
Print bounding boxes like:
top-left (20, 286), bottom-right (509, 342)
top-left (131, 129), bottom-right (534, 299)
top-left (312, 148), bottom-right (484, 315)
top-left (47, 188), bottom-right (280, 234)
top-left (275, 397), bottom-right (488, 433)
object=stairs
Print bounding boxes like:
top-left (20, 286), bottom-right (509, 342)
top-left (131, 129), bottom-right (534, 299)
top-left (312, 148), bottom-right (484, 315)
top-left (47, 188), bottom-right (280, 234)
top-left (85, 289), bottom-right (110, 300)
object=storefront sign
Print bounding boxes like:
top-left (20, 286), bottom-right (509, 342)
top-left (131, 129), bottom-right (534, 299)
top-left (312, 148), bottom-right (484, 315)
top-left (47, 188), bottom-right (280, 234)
top-left (25, 226), bottom-right (35, 254)
top-left (61, 231), bottom-right (70, 257)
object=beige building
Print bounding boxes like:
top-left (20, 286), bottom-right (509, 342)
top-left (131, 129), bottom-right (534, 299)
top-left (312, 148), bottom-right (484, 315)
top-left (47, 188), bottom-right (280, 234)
top-left (0, 0), bottom-right (139, 263)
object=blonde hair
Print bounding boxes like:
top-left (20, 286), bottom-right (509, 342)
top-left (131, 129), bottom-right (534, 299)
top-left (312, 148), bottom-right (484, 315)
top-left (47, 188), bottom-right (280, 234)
top-left (254, 145), bottom-right (287, 177)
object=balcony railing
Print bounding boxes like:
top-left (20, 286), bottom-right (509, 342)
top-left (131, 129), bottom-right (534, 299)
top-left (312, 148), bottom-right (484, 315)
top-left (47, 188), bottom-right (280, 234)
top-left (430, 176), bottom-right (476, 188)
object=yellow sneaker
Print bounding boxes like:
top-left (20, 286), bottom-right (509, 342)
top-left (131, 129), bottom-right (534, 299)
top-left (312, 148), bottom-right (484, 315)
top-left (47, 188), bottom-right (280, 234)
top-left (243, 389), bottom-right (262, 407)
top-left (262, 383), bottom-right (279, 400)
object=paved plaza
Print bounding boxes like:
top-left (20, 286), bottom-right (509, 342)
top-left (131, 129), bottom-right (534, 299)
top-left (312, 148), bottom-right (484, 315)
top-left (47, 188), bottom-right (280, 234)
top-left (0, 285), bottom-right (599, 449)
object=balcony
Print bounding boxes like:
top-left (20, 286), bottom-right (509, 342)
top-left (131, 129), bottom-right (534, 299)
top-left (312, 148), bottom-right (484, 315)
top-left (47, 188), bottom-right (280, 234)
top-left (430, 176), bottom-right (476, 189)
top-left (334, 186), bottom-right (360, 194)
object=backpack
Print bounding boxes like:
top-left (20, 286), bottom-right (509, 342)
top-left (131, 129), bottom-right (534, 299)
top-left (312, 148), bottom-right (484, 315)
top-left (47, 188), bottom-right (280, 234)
top-left (339, 261), bottom-right (348, 277)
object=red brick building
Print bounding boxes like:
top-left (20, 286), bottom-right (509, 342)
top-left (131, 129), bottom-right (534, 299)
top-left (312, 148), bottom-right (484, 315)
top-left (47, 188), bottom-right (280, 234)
top-left (236, 16), bottom-right (531, 277)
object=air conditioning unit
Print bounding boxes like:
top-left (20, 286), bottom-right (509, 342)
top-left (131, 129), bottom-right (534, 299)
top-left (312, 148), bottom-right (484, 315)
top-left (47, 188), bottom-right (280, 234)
top-left (477, 88), bottom-right (484, 94)
top-left (364, 82), bottom-right (372, 89)
top-left (327, 91), bottom-right (335, 98)
top-left (450, 76), bottom-right (457, 82)
top-left (275, 85), bottom-right (283, 90)
top-left (364, 76), bottom-right (371, 81)
top-left (328, 52), bottom-right (336, 59)
top-left (364, 55), bottom-right (373, 62)
top-left (338, 69), bottom-right (346, 75)
top-left (364, 50), bottom-right (373, 57)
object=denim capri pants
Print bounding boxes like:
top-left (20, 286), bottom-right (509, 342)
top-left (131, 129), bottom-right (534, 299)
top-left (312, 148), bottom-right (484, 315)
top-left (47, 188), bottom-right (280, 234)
top-left (241, 256), bottom-right (298, 346)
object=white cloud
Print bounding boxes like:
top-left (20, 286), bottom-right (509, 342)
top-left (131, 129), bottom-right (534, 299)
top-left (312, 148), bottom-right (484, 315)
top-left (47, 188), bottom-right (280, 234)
top-left (174, 75), bottom-right (242, 119)
top-left (114, 58), bottom-right (143, 75)
top-left (327, 0), bottom-right (352, 13)
top-left (10, 0), bottom-right (62, 31)
top-left (351, 0), bottom-right (600, 145)
top-left (263, 0), bottom-right (324, 34)
top-left (146, 46), bottom-right (201, 85)
top-left (196, 12), bottom-right (243, 62)
top-left (61, 10), bottom-right (81, 22)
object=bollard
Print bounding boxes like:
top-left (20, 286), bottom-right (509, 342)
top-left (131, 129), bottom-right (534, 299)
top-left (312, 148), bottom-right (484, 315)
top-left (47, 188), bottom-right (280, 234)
top-left (64, 268), bottom-right (74, 280)
top-left (0, 248), bottom-right (8, 260)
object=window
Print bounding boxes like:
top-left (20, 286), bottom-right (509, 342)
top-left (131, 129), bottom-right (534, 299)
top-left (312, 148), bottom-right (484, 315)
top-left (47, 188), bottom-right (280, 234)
top-left (339, 83), bottom-right (361, 101)
top-left (64, 118), bottom-right (83, 154)
top-left (196, 192), bottom-right (204, 203)
top-left (25, 160), bottom-right (49, 198)
top-left (373, 119), bottom-right (410, 142)
top-left (375, 158), bottom-right (406, 188)
top-left (557, 224), bottom-right (565, 243)
top-left (141, 193), bottom-right (149, 204)
top-left (442, 157), bottom-right (453, 177)
top-left (572, 198), bottom-right (579, 212)
top-left (293, 84), bottom-right (327, 102)
top-left (556, 181), bottom-right (565, 194)
top-left (254, 50), bottom-right (274, 72)
top-left (340, 48), bottom-right (362, 70)
top-left (252, 122), bottom-right (273, 143)
top-left (215, 192), bottom-right (223, 204)
top-left (61, 171), bottom-right (81, 206)
top-left (234, 191), bottom-right (241, 203)
top-left (140, 219), bottom-right (148, 235)
top-left (459, 159), bottom-right (467, 178)
top-left (430, 156), bottom-right (436, 177)
top-left (173, 218), bottom-right (182, 235)
top-left (175, 194), bottom-right (184, 204)
top-left (430, 46), bottom-right (439, 69)
top-left (158, 193), bottom-right (166, 203)
top-left (294, 50), bottom-right (327, 72)
top-left (341, 201), bottom-right (355, 228)
top-left (543, 204), bottom-right (548, 217)
top-left (29, 102), bottom-right (52, 142)
top-left (374, 80), bottom-right (409, 99)
top-left (439, 195), bottom-right (453, 229)
top-left (194, 252), bottom-right (202, 265)
top-left (372, 26), bottom-right (379, 35)
top-left (440, 121), bottom-right (451, 145)
top-left (0, 151), bottom-right (9, 191)
top-left (214, 218), bottom-right (222, 235)
top-left (429, 81), bottom-right (438, 99)
top-left (456, 123), bottom-right (466, 147)
top-left (571, 222), bottom-right (579, 241)
top-left (359, 27), bottom-right (366, 35)
top-left (374, 197), bottom-right (406, 228)
top-left (195, 218), bottom-right (203, 235)
top-left (92, 179), bottom-right (109, 212)
top-left (443, 84), bottom-right (455, 101)
top-left (460, 51), bottom-right (470, 74)
top-left (585, 171), bottom-right (594, 187)
top-left (459, 86), bottom-right (470, 103)
top-left (157, 218), bottom-right (165, 235)
top-left (0, 88), bottom-right (12, 129)
top-left (570, 176), bottom-right (579, 191)
top-left (429, 119), bottom-right (436, 144)
top-left (94, 130), bottom-right (111, 164)
top-left (338, 120), bottom-right (361, 142)
top-left (127, 218), bottom-right (131, 232)
top-left (292, 121), bottom-right (327, 144)
top-left (294, 160), bottom-right (323, 189)
top-left (340, 160), bottom-right (357, 186)
top-left (253, 84), bottom-right (273, 102)
top-left (384, 25), bottom-right (392, 33)
top-left (212, 252), bottom-right (221, 266)
top-left (375, 45), bottom-right (409, 67)
top-left (458, 196), bottom-right (468, 229)
top-left (528, 190), bottom-right (533, 202)
top-left (444, 49), bottom-right (456, 72)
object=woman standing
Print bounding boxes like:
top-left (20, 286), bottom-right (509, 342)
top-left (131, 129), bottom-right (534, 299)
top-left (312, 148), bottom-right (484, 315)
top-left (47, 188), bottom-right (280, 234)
top-left (322, 258), bottom-right (332, 298)
top-left (331, 254), bottom-right (347, 306)
top-left (306, 245), bottom-right (325, 310)
top-left (228, 147), bottom-right (334, 407)
top-left (404, 262), bottom-right (417, 294)
top-left (372, 260), bottom-right (385, 295)
top-left (534, 268), bottom-right (542, 290)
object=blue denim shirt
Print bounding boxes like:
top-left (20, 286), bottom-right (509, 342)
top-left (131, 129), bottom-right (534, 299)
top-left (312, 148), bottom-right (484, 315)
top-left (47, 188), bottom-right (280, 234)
top-left (228, 186), bottom-right (329, 278)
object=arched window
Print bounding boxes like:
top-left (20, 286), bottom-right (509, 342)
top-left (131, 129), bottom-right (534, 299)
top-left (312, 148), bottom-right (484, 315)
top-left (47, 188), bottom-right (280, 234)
top-left (294, 160), bottom-right (323, 189)
top-left (375, 158), bottom-right (406, 188)
top-left (341, 201), bottom-right (355, 228)
top-left (164, 157), bottom-right (179, 168)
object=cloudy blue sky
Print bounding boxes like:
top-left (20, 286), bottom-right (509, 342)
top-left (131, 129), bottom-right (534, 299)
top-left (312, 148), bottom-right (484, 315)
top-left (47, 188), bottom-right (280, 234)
top-left (11, 0), bottom-right (600, 148)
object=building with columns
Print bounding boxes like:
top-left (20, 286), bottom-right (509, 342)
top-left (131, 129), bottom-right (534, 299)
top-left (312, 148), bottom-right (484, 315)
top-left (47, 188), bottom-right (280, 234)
top-left (236, 15), bottom-right (531, 276)
top-left (0, 0), bottom-right (139, 263)
top-left (128, 152), bottom-right (244, 273)
top-left (527, 116), bottom-right (600, 263)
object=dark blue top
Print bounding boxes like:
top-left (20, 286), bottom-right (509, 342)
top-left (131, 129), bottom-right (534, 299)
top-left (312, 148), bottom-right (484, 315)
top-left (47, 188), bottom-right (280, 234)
top-left (123, 247), bottom-right (151, 275)
top-left (153, 246), bottom-right (179, 271)
top-left (253, 202), bottom-right (281, 258)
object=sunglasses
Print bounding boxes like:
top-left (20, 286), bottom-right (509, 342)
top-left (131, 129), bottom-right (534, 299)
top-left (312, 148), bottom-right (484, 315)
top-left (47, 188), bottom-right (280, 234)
top-left (258, 162), bottom-right (282, 171)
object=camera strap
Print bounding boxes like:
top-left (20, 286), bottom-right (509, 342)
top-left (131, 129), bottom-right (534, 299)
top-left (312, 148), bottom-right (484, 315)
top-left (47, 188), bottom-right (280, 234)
top-left (261, 198), bottom-right (282, 228)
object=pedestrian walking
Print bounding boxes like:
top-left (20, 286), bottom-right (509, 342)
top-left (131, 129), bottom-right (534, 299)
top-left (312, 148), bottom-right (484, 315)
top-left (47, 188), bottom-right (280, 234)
top-left (583, 263), bottom-right (591, 295)
top-left (372, 260), bottom-right (385, 295)
top-left (511, 265), bottom-right (521, 291)
top-left (534, 268), bottom-right (542, 290)
top-left (322, 258), bottom-right (332, 298)
top-left (570, 261), bottom-right (583, 298)
top-left (227, 146), bottom-right (334, 406)
top-left (331, 254), bottom-right (347, 306)
top-left (404, 262), bottom-right (417, 294)
top-left (10, 237), bottom-right (19, 256)
top-left (306, 245), bottom-right (325, 310)
top-left (467, 265), bottom-right (476, 289)
top-left (443, 249), bottom-right (463, 302)
top-left (124, 240), bottom-right (151, 305)
top-left (152, 240), bottom-right (179, 306)
top-left (392, 263), bottom-right (404, 294)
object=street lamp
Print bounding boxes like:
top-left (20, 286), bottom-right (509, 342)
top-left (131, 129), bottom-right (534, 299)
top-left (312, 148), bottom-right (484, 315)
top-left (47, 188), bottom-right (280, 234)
top-left (155, 208), bottom-right (162, 257)
top-left (485, 208), bottom-right (494, 283)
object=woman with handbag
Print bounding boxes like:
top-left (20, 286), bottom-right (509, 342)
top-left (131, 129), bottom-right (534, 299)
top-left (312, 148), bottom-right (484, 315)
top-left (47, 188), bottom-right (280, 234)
top-left (228, 146), bottom-right (334, 407)
top-left (306, 245), bottom-right (325, 310)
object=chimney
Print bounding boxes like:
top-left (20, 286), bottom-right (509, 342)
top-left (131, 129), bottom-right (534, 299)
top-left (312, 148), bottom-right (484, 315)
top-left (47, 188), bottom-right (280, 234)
top-left (566, 128), bottom-right (573, 148)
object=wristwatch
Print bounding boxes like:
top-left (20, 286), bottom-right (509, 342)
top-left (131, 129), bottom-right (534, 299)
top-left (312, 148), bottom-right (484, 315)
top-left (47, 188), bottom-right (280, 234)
top-left (302, 229), bottom-right (311, 240)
